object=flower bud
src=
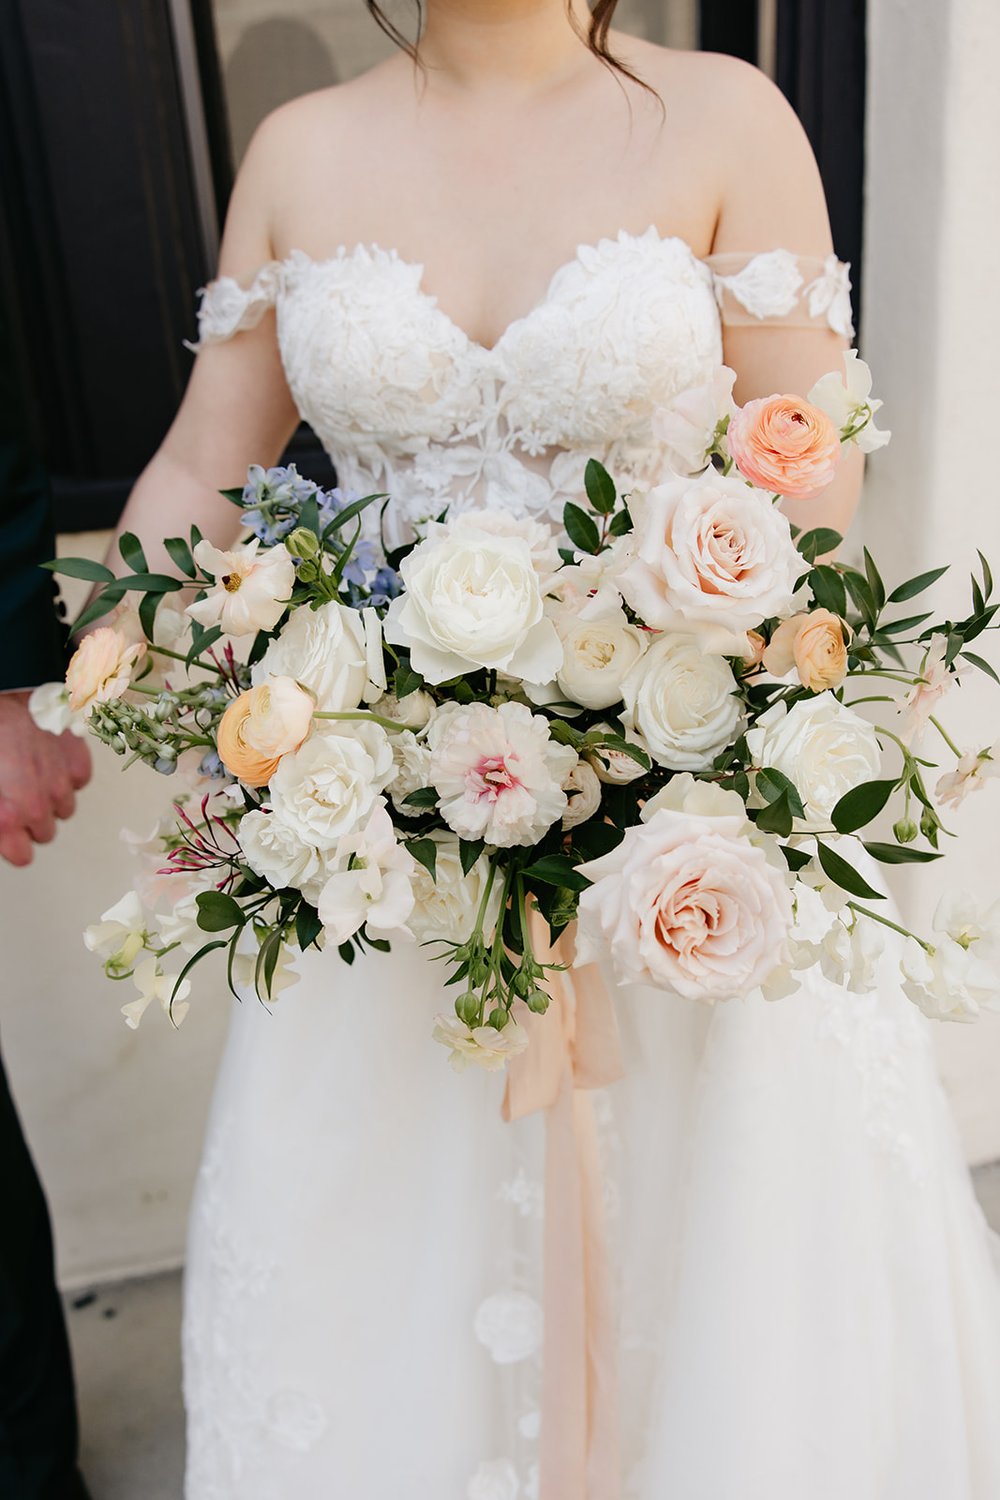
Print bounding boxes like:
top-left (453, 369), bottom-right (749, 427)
top-left (893, 816), bottom-right (919, 844)
top-left (285, 527), bottom-right (320, 561)
top-left (455, 991), bottom-right (481, 1026)
top-left (920, 805), bottom-right (939, 839)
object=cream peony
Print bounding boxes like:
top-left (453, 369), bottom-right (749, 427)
top-left (384, 515), bottom-right (563, 685)
top-left (617, 471), bottom-right (802, 653)
top-left (620, 634), bottom-right (742, 771)
top-left (65, 627), bottom-right (145, 713)
top-left (428, 701), bottom-right (576, 847)
top-left (576, 805), bottom-right (793, 1002)
top-left (268, 723), bottom-right (395, 851)
top-left (408, 834), bottom-right (502, 946)
top-left (552, 605), bottom-right (648, 711)
top-left (317, 805), bottom-right (416, 945)
top-left (253, 599), bottom-right (371, 712)
top-left (745, 694), bottom-right (882, 828)
top-left (431, 1014), bottom-right (530, 1072)
top-left (188, 538), bottom-right (295, 638)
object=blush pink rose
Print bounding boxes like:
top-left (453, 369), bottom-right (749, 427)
top-left (728, 394), bottom-right (841, 501)
top-left (576, 806), bottom-right (793, 1002)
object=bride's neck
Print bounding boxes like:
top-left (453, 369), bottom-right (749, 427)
top-left (419, 0), bottom-right (596, 91)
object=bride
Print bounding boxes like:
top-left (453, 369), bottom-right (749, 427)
top-left (110, 3), bottom-right (1000, 1495)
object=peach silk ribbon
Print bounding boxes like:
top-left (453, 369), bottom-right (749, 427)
top-left (502, 913), bottom-right (625, 1500)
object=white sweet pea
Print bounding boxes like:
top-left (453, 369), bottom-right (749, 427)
top-left (621, 634), bottom-right (742, 772)
top-left (652, 366), bottom-right (737, 474)
top-left (253, 599), bottom-right (372, 711)
top-left (935, 743), bottom-right (1000, 809)
top-left (900, 935), bottom-right (999, 1023)
top-left (84, 891), bottom-right (149, 974)
top-left (232, 943), bottom-right (301, 1000)
top-left (431, 1014), bottom-right (530, 1072)
top-left (617, 471), bottom-right (802, 654)
top-left (28, 682), bottom-right (87, 737)
top-left (268, 723), bottom-right (395, 851)
top-left (188, 539), bottom-right (295, 638)
top-left (808, 350), bottom-right (891, 454)
top-left (384, 515), bottom-right (563, 686)
top-left (745, 694), bottom-right (882, 828)
top-left (317, 805), bottom-right (416, 945)
top-left (121, 958), bottom-right (191, 1030)
top-left (551, 605), bottom-right (648, 711)
top-left (409, 835), bottom-right (501, 946)
top-left (816, 914), bottom-right (886, 993)
top-left (932, 891), bottom-right (1000, 960)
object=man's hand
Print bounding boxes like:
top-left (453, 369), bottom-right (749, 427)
top-left (0, 692), bottom-right (92, 867)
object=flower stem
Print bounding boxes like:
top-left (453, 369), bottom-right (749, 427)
top-left (929, 715), bottom-right (963, 758)
top-left (312, 710), bottom-right (407, 734)
top-left (846, 901), bottom-right (931, 951)
top-left (149, 644), bottom-right (220, 675)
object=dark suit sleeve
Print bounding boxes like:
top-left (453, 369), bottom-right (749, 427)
top-left (0, 318), bottom-right (68, 692)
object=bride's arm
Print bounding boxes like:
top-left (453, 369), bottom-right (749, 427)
top-left (107, 119), bottom-right (301, 574)
top-left (708, 61), bottom-right (864, 539)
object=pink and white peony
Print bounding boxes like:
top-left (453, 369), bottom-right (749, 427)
top-left (268, 722), bottom-right (395, 851)
top-left (428, 701), bottom-right (576, 847)
top-left (384, 515), bottom-right (563, 685)
top-left (317, 805), bottom-right (416, 945)
top-left (576, 805), bottom-right (794, 1002)
top-left (745, 694), bottom-right (882, 828)
top-left (188, 538), bottom-right (294, 638)
top-left (617, 470), bottom-right (802, 653)
top-left (620, 634), bottom-right (742, 771)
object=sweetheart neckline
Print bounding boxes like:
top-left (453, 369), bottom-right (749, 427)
top-left (271, 225), bottom-right (709, 356)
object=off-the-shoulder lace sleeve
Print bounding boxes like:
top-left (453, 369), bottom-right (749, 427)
top-left (185, 262), bottom-right (283, 351)
top-left (703, 249), bottom-right (854, 339)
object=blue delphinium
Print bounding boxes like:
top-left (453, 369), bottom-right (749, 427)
top-left (241, 463), bottom-right (320, 544)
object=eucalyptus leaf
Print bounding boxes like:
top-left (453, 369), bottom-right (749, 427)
top-left (41, 557), bottom-right (117, 583)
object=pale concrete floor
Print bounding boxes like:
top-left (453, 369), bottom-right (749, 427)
top-left (67, 1168), bottom-right (1000, 1500)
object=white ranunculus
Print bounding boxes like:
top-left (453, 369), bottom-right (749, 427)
top-left (552, 605), bottom-right (648, 711)
top-left (652, 365), bottom-right (737, 474)
top-left (432, 1014), bottom-right (531, 1073)
top-left (370, 688), bottom-right (436, 731)
top-left (253, 599), bottom-right (370, 712)
top-left (617, 471), bottom-right (802, 653)
top-left (84, 891), bottom-right (149, 973)
top-left (317, 805), bottom-right (416, 945)
top-left (641, 771), bottom-right (748, 825)
top-left (621, 634), bottom-right (741, 771)
top-left (900, 935), bottom-right (999, 1022)
top-left (238, 808), bottom-right (325, 894)
top-left (576, 805), bottom-right (793, 1002)
top-left (808, 349), bottom-right (891, 454)
top-left (188, 539), bottom-right (295, 638)
top-left (408, 834), bottom-right (501, 946)
top-left (387, 730), bottom-right (435, 819)
top-left (428, 700), bottom-right (576, 847)
top-left (384, 515), bottom-right (563, 685)
top-left (268, 723), bottom-right (395, 851)
top-left (745, 694), bottom-right (882, 828)
top-left (562, 757), bottom-right (603, 829)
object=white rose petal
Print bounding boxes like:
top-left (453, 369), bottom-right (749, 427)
top-left (745, 694), bottom-right (882, 829)
top-left (253, 599), bottom-right (370, 713)
top-left (409, 835), bottom-right (501, 946)
top-left (238, 808), bottom-right (326, 894)
top-left (553, 605), bottom-right (648, 711)
top-left (268, 723), bottom-right (395, 851)
top-left (621, 634), bottom-right (741, 772)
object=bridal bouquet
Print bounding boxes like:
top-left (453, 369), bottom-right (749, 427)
top-left (34, 352), bottom-right (1000, 1063)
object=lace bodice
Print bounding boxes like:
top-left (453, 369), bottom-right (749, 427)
top-left (190, 228), bottom-right (853, 547)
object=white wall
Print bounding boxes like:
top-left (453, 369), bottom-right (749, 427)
top-left (864, 0), bottom-right (1000, 1162)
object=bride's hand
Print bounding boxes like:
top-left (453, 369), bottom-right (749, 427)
top-left (0, 691), bottom-right (91, 866)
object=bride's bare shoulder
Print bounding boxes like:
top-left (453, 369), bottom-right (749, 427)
top-left (626, 40), bottom-right (799, 133)
top-left (238, 57), bottom-right (403, 175)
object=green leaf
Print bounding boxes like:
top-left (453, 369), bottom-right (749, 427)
top-left (407, 838), bottom-right (438, 881)
top-left (295, 903), bottom-right (324, 952)
top-left (863, 547), bottom-right (886, 614)
top-left (338, 941), bottom-right (356, 965)
top-left (190, 523), bottom-right (204, 551)
top-left (138, 590), bottom-right (161, 642)
top-left (780, 844), bottom-right (813, 873)
top-left (298, 496), bottom-right (320, 537)
top-left (196, 890), bottom-right (246, 932)
top-left (816, 841), bottom-right (885, 900)
top-left (459, 838), bottom-right (486, 877)
top-left (41, 556), bottom-right (117, 583)
top-left (831, 778), bottom-right (898, 835)
top-left (393, 662), bottom-right (425, 700)
top-left (563, 502), bottom-right (601, 555)
top-left (118, 572), bottom-right (185, 593)
top-left (323, 492), bottom-right (383, 535)
top-left (170, 939), bottom-right (228, 1010)
top-left (879, 612), bottom-right (933, 635)
top-left (978, 550), bottom-right (994, 601)
top-left (69, 587), bottom-right (128, 635)
top-left (607, 509), bottom-right (633, 538)
top-left (962, 651), bottom-right (1000, 686)
top-left (754, 792), bottom-right (793, 837)
top-left (118, 532), bottom-right (148, 574)
top-left (522, 855), bottom-right (591, 891)
top-left (164, 536), bottom-right (198, 578)
top-left (187, 621), bottom-right (222, 667)
top-left (755, 767), bottom-right (806, 819)
top-left (584, 459), bottom-right (617, 515)
top-left (571, 820), bottom-right (625, 860)
top-left (219, 487), bottom-right (245, 504)
top-left (402, 787), bottom-right (439, 809)
top-left (842, 568), bottom-right (877, 630)
top-left (255, 926), bottom-right (285, 998)
top-left (861, 841), bottom-right (943, 864)
top-left (797, 527), bottom-right (843, 563)
top-left (808, 564), bottom-right (847, 619)
top-left (886, 566), bottom-right (949, 604)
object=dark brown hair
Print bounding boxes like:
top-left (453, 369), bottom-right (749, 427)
top-left (365, 1), bottom-right (652, 95)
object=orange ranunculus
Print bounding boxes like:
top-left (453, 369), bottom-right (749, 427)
top-left (763, 609), bottom-right (849, 692)
top-left (728, 394), bottom-right (841, 500)
top-left (217, 678), bottom-right (314, 788)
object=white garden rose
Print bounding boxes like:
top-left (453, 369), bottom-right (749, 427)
top-left (238, 808), bottom-right (325, 894)
top-left (620, 634), bottom-right (742, 771)
top-left (552, 605), bottom-right (648, 711)
top-left (268, 723), bottom-right (395, 851)
top-left (253, 599), bottom-right (370, 712)
top-left (384, 515), bottom-right (563, 685)
top-left (447, 509), bottom-right (563, 583)
top-left (562, 757), bottom-right (602, 829)
top-left (617, 470), bottom-right (802, 653)
top-left (428, 700), bottom-right (576, 847)
top-left (745, 694), bottom-right (882, 828)
top-left (576, 805), bottom-right (793, 1002)
top-left (408, 834), bottom-right (501, 945)
top-left (641, 771), bottom-right (747, 825)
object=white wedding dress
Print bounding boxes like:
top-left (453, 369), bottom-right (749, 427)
top-left (181, 230), bottom-right (1000, 1500)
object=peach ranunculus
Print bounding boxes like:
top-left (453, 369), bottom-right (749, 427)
top-left (727, 394), bottom-right (841, 501)
top-left (217, 676), bottom-right (315, 788)
top-left (762, 609), bottom-right (849, 691)
top-left (65, 627), bottom-right (146, 713)
top-left (576, 805), bottom-right (793, 1002)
